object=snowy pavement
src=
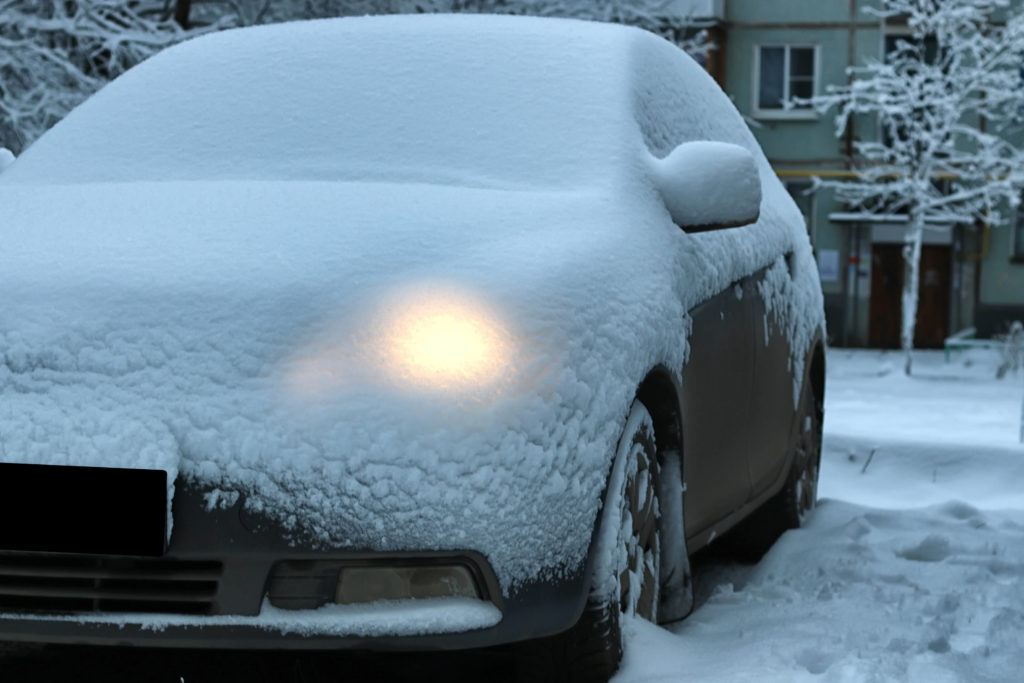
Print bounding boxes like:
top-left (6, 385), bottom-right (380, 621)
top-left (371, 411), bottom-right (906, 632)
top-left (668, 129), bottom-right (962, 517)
top-left (617, 348), bottom-right (1024, 682)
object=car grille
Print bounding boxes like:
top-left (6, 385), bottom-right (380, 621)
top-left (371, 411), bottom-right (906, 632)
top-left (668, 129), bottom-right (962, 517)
top-left (0, 554), bottom-right (223, 615)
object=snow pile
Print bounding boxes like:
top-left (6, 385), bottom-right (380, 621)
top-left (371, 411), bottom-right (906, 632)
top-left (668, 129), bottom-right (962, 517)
top-left (0, 15), bottom-right (822, 595)
top-left (617, 350), bottom-right (1024, 681)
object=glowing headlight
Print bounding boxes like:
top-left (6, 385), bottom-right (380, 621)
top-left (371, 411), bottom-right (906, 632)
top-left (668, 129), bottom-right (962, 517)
top-left (283, 286), bottom-right (515, 398)
top-left (384, 294), bottom-right (512, 390)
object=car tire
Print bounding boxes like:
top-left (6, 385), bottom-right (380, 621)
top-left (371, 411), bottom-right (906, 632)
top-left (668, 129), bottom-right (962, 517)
top-left (518, 400), bottom-right (661, 682)
top-left (781, 373), bottom-right (823, 529)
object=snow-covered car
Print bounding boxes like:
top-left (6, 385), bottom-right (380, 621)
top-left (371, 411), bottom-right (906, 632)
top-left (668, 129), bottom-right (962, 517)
top-left (0, 14), bottom-right (825, 680)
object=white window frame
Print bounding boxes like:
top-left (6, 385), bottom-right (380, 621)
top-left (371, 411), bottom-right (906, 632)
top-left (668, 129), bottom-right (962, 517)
top-left (752, 44), bottom-right (820, 120)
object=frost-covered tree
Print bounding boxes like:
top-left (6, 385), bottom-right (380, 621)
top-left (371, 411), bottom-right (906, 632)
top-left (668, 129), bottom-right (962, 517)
top-left (810, 0), bottom-right (1024, 375)
top-left (0, 0), bottom-right (314, 152)
top-left (0, 1), bottom-right (210, 153)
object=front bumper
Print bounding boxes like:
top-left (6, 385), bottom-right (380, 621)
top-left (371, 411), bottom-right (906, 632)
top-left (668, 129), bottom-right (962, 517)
top-left (0, 482), bottom-right (588, 649)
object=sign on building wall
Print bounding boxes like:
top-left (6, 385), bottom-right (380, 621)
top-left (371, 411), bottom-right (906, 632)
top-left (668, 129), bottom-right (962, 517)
top-left (818, 249), bottom-right (840, 283)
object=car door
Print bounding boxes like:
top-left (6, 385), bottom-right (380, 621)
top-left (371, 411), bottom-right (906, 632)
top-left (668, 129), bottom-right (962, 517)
top-left (746, 259), bottom-right (800, 496)
top-left (681, 276), bottom-right (757, 537)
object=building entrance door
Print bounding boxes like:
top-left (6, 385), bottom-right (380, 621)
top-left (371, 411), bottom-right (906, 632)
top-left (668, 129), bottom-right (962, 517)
top-left (869, 243), bottom-right (951, 349)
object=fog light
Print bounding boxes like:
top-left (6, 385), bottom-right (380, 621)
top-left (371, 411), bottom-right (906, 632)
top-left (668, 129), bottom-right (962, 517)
top-left (334, 565), bottom-right (480, 605)
top-left (409, 565), bottom-right (478, 599)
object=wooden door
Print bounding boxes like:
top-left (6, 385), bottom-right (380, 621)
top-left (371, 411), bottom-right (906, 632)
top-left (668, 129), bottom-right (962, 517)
top-left (869, 244), bottom-right (903, 348)
top-left (869, 243), bottom-right (951, 349)
top-left (916, 246), bottom-right (951, 348)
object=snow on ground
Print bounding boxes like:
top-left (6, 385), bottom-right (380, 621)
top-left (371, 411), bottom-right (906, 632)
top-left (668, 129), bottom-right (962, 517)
top-left (617, 348), bottom-right (1024, 682)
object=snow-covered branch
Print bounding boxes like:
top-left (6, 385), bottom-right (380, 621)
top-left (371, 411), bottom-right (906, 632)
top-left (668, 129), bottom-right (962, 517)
top-left (807, 0), bottom-right (1024, 374)
top-left (0, 1), bottom-right (207, 153)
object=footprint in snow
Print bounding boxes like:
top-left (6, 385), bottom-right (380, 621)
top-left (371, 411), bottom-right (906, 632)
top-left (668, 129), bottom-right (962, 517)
top-left (795, 648), bottom-right (834, 675)
top-left (985, 608), bottom-right (1024, 649)
top-left (926, 636), bottom-right (951, 653)
top-left (938, 500), bottom-right (982, 521)
top-left (843, 516), bottom-right (871, 541)
top-left (897, 534), bottom-right (953, 562)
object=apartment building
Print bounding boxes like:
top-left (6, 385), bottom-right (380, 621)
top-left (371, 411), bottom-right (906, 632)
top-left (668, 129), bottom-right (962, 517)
top-left (680, 0), bottom-right (1024, 346)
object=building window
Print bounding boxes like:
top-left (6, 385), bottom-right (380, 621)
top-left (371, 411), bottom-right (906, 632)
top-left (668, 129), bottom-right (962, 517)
top-left (754, 45), bottom-right (817, 118)
top-left (884, 34), bottom-right (940, 64)
top-left (784, 179), bottom-right (816, 242)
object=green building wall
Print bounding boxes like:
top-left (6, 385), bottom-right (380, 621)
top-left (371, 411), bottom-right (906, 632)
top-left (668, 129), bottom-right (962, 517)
top-left (715, 0), bottom-right (1024, 344)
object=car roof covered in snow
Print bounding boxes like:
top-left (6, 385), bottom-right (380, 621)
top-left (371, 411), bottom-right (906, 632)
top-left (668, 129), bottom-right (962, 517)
top-left (4, 15), bottom-right (663, 188)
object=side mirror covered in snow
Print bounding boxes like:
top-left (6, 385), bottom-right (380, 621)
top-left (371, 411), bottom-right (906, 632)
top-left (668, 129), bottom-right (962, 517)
top-left (0, 148), bottom-right (14, 175)
top-left (651, 141), bottom-right (761, 233)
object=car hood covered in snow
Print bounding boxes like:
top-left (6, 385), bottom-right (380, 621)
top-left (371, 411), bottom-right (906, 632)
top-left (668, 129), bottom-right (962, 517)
top-left (0, 16), bottom-right (824, 594)
top-left (0, 180), bottom-right (696, 592)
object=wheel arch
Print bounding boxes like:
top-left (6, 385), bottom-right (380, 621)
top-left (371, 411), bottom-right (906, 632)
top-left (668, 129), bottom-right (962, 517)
top-left (579, 366), bottom-right (691, 628)
top-left (636, 365), bottom-right (684, 459)
top-left (781, 335), bottom-right (826, 483)
top-left (636, 365), bottom-right (692, 623)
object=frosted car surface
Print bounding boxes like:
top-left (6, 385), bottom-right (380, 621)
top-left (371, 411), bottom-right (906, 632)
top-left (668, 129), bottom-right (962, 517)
top-left (0, 13), bottom-right (825, 677)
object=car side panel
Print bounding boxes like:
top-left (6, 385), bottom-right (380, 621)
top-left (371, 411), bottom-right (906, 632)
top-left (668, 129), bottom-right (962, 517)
top-left (746, 262), bottom-right (800, 495)
top-left (681, 278), bottom-right (755, 538)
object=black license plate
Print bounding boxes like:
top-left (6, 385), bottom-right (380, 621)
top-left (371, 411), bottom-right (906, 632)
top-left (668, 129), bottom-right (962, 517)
top-left (0, 463), bottom-right (167, 556)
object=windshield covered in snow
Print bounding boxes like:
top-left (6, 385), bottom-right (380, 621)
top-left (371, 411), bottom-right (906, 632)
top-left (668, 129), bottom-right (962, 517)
top-left (5, 16), bottom-right (634, 189)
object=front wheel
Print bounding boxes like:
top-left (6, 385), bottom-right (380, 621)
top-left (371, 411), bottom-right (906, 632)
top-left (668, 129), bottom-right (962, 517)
top-left (519, 400), bottom-right (661, 683)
